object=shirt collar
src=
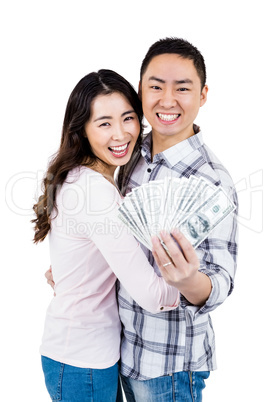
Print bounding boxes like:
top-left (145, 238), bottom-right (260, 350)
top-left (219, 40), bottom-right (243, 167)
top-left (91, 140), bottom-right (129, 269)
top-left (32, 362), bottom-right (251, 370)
top-left (141, 124), bottom-right (204, 167)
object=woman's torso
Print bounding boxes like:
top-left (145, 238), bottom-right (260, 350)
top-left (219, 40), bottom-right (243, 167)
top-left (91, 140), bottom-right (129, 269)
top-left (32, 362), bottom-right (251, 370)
top-left (40, 167), bottom-right (121, 369)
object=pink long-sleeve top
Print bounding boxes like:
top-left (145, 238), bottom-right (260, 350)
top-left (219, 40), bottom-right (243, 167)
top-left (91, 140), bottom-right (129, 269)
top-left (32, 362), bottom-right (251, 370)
top-left (40, 167), bottom-right (179, 369)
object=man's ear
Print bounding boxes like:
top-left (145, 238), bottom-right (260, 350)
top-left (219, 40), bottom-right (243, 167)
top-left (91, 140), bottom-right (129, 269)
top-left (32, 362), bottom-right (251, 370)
top-left (138, 81), bottom-right (142, 100)
top-left (200, 85), bottom-right (208, 107)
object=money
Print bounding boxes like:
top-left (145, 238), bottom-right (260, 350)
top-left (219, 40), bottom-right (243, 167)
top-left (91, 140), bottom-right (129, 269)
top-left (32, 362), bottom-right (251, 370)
top-left (118, 176), bottom-right (236, 250)
top-left (178, 186), bottom-right (235, 248)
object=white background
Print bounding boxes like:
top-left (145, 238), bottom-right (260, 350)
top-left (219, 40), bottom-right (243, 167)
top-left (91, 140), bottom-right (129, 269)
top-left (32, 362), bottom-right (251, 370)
top-left (1, 1), bottom-right (267, 400)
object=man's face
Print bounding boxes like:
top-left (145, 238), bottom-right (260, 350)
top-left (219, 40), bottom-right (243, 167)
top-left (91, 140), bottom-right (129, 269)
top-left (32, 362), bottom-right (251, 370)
top-left (140, 53), bottom-right (208, 144)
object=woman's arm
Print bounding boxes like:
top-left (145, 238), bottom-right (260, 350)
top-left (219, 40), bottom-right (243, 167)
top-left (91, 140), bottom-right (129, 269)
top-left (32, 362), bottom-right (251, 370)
top-left (152, 230), bottom-right (212, 306)
top-left (83, 176), bottom-right (194, 313)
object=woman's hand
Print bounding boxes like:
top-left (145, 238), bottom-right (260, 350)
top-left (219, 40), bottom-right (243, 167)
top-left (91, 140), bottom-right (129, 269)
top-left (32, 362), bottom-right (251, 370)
top-left (45, 266), bottom-right (55, 295)
top-left (152, 229), bottom-right (212, 306)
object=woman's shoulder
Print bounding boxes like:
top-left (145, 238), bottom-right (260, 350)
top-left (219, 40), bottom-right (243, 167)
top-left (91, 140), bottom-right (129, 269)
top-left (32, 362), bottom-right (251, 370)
top-left (65, 166), bottom-right (107, 187)
top-left (67, 165), bottom-right (100, 181)
top-left (63, 166), bottom-right (121, 213)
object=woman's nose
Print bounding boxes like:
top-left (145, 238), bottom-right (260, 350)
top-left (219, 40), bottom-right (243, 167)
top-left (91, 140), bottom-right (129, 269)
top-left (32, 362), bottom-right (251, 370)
top-left (111, 125), bottom-right (126, 141)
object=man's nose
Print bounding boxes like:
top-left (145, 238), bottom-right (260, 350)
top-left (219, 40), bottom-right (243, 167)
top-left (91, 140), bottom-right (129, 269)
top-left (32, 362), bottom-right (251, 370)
top-left (159, 88), bottom-right (177, 108)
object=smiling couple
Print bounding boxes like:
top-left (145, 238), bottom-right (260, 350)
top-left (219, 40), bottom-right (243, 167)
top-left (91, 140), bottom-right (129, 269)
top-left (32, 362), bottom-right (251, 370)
top-left (34, 38), bottom-right (238, 401)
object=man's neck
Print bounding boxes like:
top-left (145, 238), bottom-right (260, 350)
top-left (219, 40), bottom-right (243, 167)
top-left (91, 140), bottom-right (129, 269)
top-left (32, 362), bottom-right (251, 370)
top-left (151, 126), bottom-right (196, 158)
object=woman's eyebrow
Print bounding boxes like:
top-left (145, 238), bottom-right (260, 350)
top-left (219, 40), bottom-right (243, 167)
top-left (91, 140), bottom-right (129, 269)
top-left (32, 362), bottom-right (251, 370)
top-left (93, 110), bottom-right (135, 122)
top-left (93, 115), bottom-right (112, 122)
top-left (121, 109), bottom-right (135, 117)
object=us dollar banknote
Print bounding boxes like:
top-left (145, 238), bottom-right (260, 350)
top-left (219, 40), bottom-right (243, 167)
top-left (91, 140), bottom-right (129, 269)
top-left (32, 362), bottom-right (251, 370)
top-left (118, 176), bottom-right (236, 250)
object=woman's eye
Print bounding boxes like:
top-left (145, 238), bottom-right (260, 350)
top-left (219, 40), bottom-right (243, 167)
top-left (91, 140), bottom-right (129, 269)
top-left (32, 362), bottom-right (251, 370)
top-left (99, 122), bottom-right (110, 127)
top-left (124, 116), bottom-right (134, 122)
top-left (151, 86), bottom-right (161, 90)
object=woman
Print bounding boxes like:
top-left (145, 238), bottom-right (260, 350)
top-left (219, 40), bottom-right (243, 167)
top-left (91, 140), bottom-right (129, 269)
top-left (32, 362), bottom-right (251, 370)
top-left (33, 69), bottom-right (192, 401)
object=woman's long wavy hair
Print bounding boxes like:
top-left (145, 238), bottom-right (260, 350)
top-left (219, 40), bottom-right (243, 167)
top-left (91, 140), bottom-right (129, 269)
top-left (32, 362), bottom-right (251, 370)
top-left (32, 69), bottom-right (143, 243)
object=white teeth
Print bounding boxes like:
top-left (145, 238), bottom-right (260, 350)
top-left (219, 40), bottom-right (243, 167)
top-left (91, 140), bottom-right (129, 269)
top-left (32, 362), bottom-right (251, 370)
top-left (158, 113), bottom-right (180, 121)
top-left (109, 143), bottom-right (128, 152)
top-left (109, 143), bottom-right (129, 156)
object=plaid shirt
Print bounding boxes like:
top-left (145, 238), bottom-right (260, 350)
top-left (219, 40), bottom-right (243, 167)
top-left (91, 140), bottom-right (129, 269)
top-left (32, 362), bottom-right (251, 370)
top-left (118, 127), bottom-right (238, 380)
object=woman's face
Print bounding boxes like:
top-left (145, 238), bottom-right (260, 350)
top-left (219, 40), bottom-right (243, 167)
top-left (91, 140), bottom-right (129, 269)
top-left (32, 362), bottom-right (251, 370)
top-left (85, 92), bottom-right (140, 176)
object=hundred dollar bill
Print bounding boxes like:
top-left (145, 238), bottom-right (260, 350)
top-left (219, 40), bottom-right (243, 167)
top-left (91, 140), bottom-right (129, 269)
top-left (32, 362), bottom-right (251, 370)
top-left (125, 187), bottom-right (152, 241)
top-left (118, 201), bottom-right (151, 249)
top-left (139, 179), bottom-right (165, 236)
top-left (174, 178), bottom-right (216, 226)
top-left (171, 176), bottom-right (197, 215)
top-left (159, 176), bottom-right (187, 230)
top-left (178, 186), bottom-right (236, 248)
top-left (118, 177), bottom-right (236, 251)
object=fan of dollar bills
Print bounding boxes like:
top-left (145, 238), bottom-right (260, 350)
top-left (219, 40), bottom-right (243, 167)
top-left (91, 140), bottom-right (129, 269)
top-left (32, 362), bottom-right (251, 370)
top-left (118, 176), bottom-right (236, 250)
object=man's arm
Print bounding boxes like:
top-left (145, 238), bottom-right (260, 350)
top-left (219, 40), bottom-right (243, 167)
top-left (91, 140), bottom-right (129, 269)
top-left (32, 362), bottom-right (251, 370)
top-left (153, 201), bottom-right (238, 315)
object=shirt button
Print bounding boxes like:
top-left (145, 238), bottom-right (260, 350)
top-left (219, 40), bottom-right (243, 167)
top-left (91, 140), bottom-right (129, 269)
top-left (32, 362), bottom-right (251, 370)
top-left (147, 168), bottom-right (152, 173)
top-left (160, 307), bottom-right (164, 310)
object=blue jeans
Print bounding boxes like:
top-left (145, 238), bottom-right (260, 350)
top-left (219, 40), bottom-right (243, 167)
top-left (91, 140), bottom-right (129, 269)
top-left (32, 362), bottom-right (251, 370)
top-left (121, 371), bottom-right (210, 402)
top-left (41, 356), bottom-right (122, 401)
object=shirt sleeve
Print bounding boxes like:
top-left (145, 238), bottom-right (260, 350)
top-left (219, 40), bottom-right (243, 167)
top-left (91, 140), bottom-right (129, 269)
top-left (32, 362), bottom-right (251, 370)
top-left (82, 175), bottom-right (180, 314)
top-left (181, 189), bottom-right (238, 318)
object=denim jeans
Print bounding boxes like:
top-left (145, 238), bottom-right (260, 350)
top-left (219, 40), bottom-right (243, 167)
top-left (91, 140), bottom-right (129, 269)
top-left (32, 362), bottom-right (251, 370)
top-left (41, 356), bottom-right (122, 401)
top-left (121, 371), bottom-right (210, 402)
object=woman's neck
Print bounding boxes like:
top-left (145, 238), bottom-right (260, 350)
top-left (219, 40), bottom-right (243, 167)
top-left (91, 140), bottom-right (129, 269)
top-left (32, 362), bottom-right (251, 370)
top-left (86, 161), bottom-right (116, 186)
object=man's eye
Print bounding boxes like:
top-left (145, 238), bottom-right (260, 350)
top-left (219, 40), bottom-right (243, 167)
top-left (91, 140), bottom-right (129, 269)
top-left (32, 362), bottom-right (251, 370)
top-left (178, 88), bottom-right (188, 92)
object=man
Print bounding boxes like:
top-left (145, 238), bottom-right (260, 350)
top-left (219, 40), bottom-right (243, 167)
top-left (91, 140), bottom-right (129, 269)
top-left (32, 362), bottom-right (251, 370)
top-left (117, 37), bottom-right (238, 401)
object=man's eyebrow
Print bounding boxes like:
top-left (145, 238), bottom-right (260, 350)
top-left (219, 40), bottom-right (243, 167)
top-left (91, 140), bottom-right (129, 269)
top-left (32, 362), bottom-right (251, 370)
top-left (148, 76), bottom-right (165, 84)
top-left (175, 78), bottom-right (193, 85)
top-left (148, 76), bottom-right (193, 85)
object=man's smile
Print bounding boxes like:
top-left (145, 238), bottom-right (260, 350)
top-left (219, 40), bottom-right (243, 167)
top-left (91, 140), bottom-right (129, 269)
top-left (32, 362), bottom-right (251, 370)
top-left (156, 113), bottom-right (181, 122)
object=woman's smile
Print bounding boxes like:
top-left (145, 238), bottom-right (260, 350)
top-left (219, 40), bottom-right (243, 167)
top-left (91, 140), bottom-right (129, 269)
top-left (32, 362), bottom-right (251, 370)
top-left (108, 142), bottom-right (130, 157)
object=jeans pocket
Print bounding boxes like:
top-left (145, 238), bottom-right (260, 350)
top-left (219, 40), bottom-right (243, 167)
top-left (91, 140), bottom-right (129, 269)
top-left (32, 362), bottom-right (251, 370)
top-left (41, 356), bottom-right (64, 401)
top-left (189, 371), bottom-right (210, 402)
